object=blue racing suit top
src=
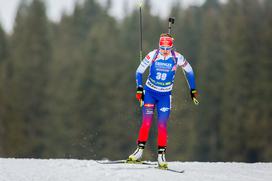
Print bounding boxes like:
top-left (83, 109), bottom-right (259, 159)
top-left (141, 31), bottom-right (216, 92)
top-left (136, 49), bottom-right (196, 95)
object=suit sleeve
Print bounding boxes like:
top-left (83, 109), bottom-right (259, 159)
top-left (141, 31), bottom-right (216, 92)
top-left (135, 50), bottom-right (155, 87)
top-left (177, 53), bottom-right (196, 90)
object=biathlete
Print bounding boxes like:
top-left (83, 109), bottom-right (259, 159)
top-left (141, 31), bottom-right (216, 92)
top-left (127, 33), bottom-right (199, 169)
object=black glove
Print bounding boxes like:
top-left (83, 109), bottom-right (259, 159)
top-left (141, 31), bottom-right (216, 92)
top-left (190, 89), bottom-right (199, 105)
top-left (136, 87), bottom-right (144, 102)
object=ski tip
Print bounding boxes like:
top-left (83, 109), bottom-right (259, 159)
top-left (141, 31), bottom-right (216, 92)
top-left (96, 160), bottom-right (126, 164)
top-left (155, 167), bottom-right (185, 173)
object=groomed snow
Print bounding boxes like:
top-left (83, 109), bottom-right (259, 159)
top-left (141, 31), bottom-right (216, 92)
top-left (0, 158), bottom-right (272, 181)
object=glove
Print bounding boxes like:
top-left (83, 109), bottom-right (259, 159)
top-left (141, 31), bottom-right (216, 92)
top-left (136, 87), bottom-right (144, 102)
top-left (190, 89), bottom-right (199, 105)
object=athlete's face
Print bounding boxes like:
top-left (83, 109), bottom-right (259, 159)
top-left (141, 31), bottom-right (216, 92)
top-left (160, 49), bottom-right (171, 56)
top-left (159, 36), bottom-right (173, 56)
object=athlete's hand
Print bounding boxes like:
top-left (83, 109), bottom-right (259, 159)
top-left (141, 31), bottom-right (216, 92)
top-left (190, 89), bottom-right (199, 105)
top-left (136, 87), bottom-right (144, 102)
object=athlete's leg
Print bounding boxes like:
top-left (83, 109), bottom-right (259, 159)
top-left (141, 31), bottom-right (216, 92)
top-left (128, 90), bottom-right (156, 162)
top-left (156, 94), bottom-right (171, 168)
top-left (156, 94), bottom-right (171, 147)
top-left (137, 90), bottom-right (156, 144)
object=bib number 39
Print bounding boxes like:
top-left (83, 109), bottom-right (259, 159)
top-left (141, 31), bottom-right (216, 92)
top-left (156, 72), bottom-right (167, 81)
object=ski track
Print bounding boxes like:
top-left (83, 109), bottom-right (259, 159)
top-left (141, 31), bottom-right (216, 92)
top-left (0, 158), bottom-right (272, 181)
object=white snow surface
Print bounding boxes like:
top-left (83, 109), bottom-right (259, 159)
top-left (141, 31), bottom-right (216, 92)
top-left (0, 158), bottom-right (272, 181)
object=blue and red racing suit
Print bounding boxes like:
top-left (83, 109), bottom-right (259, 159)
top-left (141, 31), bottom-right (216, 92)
top-left (135, 49), bottom-right (196, 147)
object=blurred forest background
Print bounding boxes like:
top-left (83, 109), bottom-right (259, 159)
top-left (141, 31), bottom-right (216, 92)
top-left (0, 0), bottom-right (271, 162)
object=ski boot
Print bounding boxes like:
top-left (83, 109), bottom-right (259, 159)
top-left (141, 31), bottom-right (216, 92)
top-left (158, 146), bottom-right (168, 169)
top-left (127, 142), bottom-right (145, 163)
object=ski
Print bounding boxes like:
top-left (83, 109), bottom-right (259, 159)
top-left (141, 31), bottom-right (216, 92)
top-left (97, 160), bottom-right (184, 173)
top-left (155, 167), bottom-right (185, 173)
top-left (96, 160), bottom-right (156, 165)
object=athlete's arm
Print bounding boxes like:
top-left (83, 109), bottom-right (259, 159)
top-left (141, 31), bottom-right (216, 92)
top-left (136, 50), bottom-right (156, 87)
top-left (176, 53), bottom-right (196, 90)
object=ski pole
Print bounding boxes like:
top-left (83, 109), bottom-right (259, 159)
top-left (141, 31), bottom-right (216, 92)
top-left (139, 0), bottom-right (143, 62)
top-left (139, 1), bottom-right (144, 107)
top-left (193, 97), bottom-right (199, 105)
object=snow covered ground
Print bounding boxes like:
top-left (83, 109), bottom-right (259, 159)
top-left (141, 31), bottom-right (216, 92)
top-left (0, 158), bottom-right (272, 181)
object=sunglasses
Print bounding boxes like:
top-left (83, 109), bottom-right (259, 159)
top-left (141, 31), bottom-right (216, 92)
top-left (159, 46), bottom-right (172, 51)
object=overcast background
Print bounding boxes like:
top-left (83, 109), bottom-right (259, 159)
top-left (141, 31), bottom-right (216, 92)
top-left (0, 0), bottom-right (210, 33)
